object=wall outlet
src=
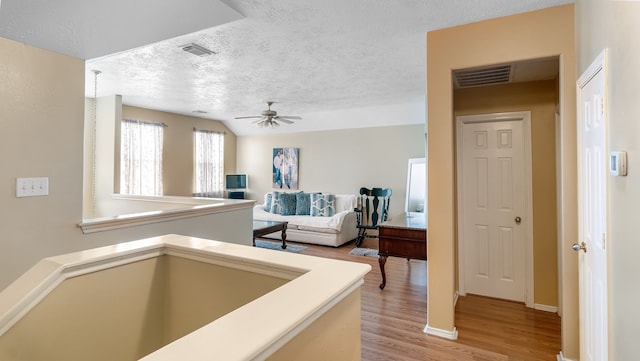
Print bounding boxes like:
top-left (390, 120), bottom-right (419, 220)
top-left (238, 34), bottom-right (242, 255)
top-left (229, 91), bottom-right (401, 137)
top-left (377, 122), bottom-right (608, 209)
top-left (16, 177), bottom-right (49, 197)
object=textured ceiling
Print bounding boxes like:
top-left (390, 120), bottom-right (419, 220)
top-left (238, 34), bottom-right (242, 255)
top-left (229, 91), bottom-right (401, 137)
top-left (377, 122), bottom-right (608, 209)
top-left (0, 0), bottom-right (573, 136)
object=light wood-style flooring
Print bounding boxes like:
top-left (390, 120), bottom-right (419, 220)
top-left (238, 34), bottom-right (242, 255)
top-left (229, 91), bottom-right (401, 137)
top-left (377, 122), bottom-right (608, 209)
top-left (287, 239), bottom-right (561, 361)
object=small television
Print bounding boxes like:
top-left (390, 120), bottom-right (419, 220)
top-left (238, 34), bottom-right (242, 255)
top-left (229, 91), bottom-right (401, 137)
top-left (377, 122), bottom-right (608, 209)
top-left (225, 174), bottom-right (247, 189)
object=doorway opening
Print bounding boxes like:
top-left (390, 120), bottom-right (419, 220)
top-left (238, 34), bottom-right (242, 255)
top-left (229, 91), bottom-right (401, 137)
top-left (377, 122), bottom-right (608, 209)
top-left (453, 56), bottom-right (561, 311)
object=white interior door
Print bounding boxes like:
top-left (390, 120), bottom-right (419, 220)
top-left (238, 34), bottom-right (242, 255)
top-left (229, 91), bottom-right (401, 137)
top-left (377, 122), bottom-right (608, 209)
top-left (457, 112), bottom-right (532, 303)
top-left (576, 50), bottom-right (609, 361)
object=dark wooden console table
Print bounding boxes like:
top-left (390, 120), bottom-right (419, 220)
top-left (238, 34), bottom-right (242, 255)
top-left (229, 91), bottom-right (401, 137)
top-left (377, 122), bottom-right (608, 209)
top-left (378, 212), bottom-right (427, 290)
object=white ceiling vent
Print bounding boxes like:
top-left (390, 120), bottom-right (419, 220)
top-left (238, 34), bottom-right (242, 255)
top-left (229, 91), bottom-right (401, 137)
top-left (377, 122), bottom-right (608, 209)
top-left (454, 65), bottom-right (513, 88)
top-left (180, 43), bottom-right (215, 56)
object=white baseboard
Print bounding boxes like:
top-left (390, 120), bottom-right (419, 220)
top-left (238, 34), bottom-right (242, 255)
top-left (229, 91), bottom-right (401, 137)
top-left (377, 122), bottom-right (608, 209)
top-left (423, 324), bottom-right (458, 340)
top-left (453, 291), bottom-right (459, 307)
top-left (534, 303), bottom-right (558, 313)
top-left (557, 351), bottom-right (577, 361)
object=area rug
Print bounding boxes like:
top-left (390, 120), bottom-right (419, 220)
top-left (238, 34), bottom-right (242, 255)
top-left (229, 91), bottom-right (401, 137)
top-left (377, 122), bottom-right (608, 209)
top-left (349, 248), bottom-right (379, 258)
top-left (255, 240), bottom-right (307, 253)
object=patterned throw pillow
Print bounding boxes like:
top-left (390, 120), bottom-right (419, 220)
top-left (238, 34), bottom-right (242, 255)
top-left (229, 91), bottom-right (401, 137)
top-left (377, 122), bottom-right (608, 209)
top-left (296, 192), bottom-right (311, 215)
top-left (310, 193), bottom-right (335, 217)
top-left (264, 193), bottom-right (273, 211)
top-left (279, 192), bottom-right (298, 215)
top-left (270, 191), bottom-right (282, 214)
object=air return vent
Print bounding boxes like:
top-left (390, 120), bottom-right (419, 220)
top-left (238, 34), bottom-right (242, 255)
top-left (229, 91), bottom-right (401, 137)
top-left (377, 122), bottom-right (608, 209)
top-left (454, 65), bottom-right (513, 88)
top-left (180, 43), bottom-right (215, 57)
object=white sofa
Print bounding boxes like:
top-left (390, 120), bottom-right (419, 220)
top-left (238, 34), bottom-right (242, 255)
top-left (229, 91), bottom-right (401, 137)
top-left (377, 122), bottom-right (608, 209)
top-left (253, 192), bottom-right (358, 247)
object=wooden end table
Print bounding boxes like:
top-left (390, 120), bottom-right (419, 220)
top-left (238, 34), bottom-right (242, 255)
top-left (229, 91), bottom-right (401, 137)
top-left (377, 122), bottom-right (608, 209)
top-left (378, 212), bottom-right (427, 290)
top-left (253, 220), bottom-right (288, 249)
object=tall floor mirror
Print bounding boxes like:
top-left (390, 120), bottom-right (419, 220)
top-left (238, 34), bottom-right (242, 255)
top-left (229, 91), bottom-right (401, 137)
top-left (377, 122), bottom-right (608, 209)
top-left (405, 158), bottom-right (426, 213)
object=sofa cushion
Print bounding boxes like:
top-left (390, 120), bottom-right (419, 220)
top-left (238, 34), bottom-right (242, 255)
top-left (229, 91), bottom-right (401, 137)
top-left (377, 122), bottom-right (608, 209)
top-left (335, 194), bottom-right (357, 212)
top-left (310, 193), bottom-right (335, 217)
top-left (270, 191), bottom-right (282, 214)
top-left (279, 192), bottom-right (298, 215)
top-left (264, 193), bottom-right (273, 211)
top-left (296, 192), bottom-right (312, 215)
top-left (253, 206), bottom-right (351, 232)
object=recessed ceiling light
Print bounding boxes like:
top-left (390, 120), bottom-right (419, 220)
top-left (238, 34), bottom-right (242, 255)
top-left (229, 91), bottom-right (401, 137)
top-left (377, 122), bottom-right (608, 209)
top-left (180, 43), bottom-right (215, 57)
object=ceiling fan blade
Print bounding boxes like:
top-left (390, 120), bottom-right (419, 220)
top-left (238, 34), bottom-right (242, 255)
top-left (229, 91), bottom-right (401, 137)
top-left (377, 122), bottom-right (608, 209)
top-left (242, 103), bottom-right (297, 127)
top-left (277, 118), bottom-right (294, 124)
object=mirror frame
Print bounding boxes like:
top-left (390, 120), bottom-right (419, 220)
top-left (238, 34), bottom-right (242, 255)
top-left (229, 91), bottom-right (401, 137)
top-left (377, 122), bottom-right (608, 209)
top-left (405, 157), bottom-right (427, 213)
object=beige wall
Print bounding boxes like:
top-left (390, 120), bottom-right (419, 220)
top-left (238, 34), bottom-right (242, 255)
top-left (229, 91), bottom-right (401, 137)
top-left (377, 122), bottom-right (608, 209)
top-left (0, 256), bottom-right (288, 360)
top-left (122, 105), bottom-right (237, 196)
top-left (267, 290), bottom-right (362, 361)
top-left (576, 1), bottom-right (640, 360)
top-left (85, 102), bottom-right (236, 218)
top-left (164, 256), bottom-right (288, 344)
top-left (236, 124), bottom-right (426, 217)
top-left (0, 37), bottom-right (90, 292)
top-left (454, 80), bottom-right (559, 307)
top-left (86, 100), bottom-right (238, 216)
top-left (0, 258), bottom-right (166, 360)
top-left (426, 4), bottom-right (577, 356)
top-left (0, 37), bottom-right (252, 291)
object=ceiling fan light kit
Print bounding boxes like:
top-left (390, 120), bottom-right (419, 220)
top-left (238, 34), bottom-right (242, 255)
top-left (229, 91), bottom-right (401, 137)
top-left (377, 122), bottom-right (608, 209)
top-left (235, 101), bottom-right (301, 128)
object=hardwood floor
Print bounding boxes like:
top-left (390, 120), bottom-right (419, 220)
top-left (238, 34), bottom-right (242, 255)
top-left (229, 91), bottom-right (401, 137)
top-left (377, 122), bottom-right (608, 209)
top-left (290, 240), bottom-right (561, 361)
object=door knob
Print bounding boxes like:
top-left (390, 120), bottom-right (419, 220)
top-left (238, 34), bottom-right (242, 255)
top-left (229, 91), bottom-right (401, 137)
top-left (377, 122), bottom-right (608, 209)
top-left (572, 242), bottom-right (587, 253)
top-left (515, 216), bottom-right (522, 224)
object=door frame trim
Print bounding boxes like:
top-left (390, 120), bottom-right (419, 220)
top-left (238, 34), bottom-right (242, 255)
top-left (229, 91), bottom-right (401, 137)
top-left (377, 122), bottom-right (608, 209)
top-left (455, 111), bottom-right (534, 308)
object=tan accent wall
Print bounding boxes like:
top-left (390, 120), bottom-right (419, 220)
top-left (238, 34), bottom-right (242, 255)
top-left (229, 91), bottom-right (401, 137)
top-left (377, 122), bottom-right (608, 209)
top-left (454, 80), bottom-right (559, 307)
top-left (163, 255), bottom-right (288, 344)
top-left (121, 106), bottom-right (237, 197)
top-left (236, 124), bottom-right (426, 217)
top-left (0, 258), bottom-right (166, 360)
top-left (0, 256), bottom-right (288, 360)
top-left (576, 1), bottom-right (640, 360)
top-left (267, 290), bottom-right (362, 361)
top-left (0, 37), bottom-right (89, 291)
top-left (426, 4), bottom-right (577, 356)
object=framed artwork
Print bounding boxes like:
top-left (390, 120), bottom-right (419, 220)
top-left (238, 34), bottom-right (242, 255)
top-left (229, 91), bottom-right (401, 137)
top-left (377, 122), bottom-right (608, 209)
top-left (272, 147), bottom-right (299, 190)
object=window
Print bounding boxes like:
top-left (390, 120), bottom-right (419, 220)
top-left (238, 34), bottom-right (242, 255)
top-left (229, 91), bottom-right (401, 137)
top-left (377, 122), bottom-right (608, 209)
top-left (193, 129), bottom-right (224, 197)
top-left (120, 119), bottom-right (164, 196)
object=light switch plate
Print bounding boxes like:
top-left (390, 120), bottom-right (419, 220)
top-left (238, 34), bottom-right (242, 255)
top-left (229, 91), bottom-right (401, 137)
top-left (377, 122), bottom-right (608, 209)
top-left (16, 177), bottom-right (49, 197)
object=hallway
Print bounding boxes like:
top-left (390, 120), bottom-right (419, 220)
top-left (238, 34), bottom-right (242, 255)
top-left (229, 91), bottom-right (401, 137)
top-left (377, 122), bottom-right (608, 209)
top-left (296, 240), bottom-right (561, 360)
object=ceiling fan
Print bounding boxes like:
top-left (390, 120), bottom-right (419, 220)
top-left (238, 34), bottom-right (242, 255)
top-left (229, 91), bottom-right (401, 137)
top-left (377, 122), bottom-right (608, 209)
top-left (234, 101), bottom-right (301, 127)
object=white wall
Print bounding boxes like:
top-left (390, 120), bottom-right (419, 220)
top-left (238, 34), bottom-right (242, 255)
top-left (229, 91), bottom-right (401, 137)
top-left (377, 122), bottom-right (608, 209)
top-left (236, 125), bottom-right (426, 218)
top-left (576, 1), bottom-right (640, 359)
